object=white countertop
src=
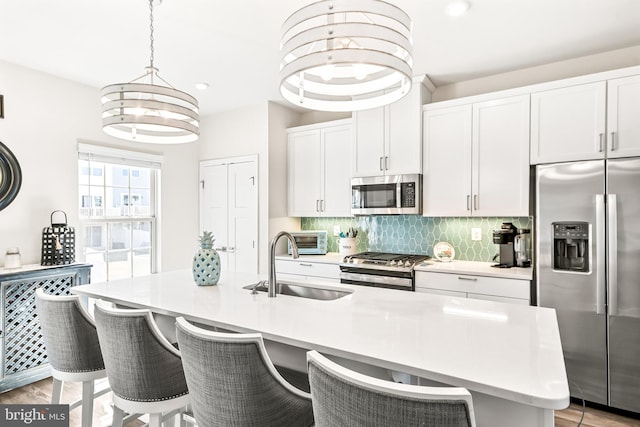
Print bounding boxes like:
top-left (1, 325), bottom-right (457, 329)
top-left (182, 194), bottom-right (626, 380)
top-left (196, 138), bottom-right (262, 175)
top-left (73, 269), bottom-right (566, 411)
top-left (415, 260), bottom-right (533, 280)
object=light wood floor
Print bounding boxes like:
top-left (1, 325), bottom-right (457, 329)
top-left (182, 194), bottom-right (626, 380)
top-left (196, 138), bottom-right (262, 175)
top-left (0, 378), bottom-right (143, 426)
top-left (555, 402), bottom-right (640, 427)
top-left (2, 377), bottom-right (640, 426)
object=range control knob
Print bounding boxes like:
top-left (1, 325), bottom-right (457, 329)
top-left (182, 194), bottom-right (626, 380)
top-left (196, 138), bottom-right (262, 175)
top-left (390, 260), bottom-right (397, 266)
top-left (404, 260), bottom-right (413, 267)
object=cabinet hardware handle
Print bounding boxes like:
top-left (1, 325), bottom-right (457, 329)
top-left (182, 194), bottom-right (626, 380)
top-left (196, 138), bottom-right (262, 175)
top-left (610, 132), bottom-right (616, 151)
top-left (299, 263), bottom-right (313, 267)
top-left (385, 156), bottom-right (389, 170)
top-left (379, 157), bottom-right (384, 171)
top-left (599, 133), bottom-right (604, 152)
top-left (458, 276), bottom-right (477, 281)
top-left (466, 195), bottom-right (471, 211)
top-left (473, 195), bottom-right (478, 211)
top-left (320, 199), bottom-right (325, 212)
top-left (316, 200), bottom-right (320, 212)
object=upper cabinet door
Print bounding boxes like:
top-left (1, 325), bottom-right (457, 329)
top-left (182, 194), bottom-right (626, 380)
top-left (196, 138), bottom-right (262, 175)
top-left (530, 81), bottom-right (606, 164)
top-left (473, 95), bottom-right (530, 217)
top-left (353, 81), bottom-right (426, 177)
top-left (321, 124), bottom-right (352, 217)
top-left (607, 74), bottom-right (640, 159)
top-left (288, 129), bottom-right (322, 217)
top-left (386, 87), bottom-right (423, 176)
top-left (353, 106), bottom-right (386, 177)
top-left (422, 104), bottom-right (473, 216)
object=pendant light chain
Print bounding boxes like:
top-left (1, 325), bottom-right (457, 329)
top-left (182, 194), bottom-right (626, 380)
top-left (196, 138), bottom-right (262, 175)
top-left (149, 0), bottom-right (155, 70)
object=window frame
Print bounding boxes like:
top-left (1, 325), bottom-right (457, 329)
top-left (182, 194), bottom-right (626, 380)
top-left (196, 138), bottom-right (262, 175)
top-left (78, 143), bottom-right (163, 281)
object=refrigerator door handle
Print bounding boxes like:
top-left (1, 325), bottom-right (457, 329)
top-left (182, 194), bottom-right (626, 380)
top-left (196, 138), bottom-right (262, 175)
top-left (607, 194), bottom-right (618, 316)
top-left (596, 194), bottom-right (606, 315)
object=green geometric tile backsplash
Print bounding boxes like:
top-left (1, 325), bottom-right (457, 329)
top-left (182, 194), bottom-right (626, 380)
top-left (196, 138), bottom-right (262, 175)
top-left (301, 216), bottom-right (532, 262)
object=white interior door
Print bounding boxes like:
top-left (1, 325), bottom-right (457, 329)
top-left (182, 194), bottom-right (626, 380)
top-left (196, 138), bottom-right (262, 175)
top-left (227, 161), bottom-right (258, 274)
top-left (200, 156), bottom-right (258, 275)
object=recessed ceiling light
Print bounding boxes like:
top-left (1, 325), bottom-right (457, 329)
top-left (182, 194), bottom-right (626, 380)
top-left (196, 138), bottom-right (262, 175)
top-left (446, 0), bottom-right (470, 17)
top-left (195, 82), bottom-right (210, 91)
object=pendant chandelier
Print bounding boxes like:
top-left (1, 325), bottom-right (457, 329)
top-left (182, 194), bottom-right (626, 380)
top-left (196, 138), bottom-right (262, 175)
top-left (101, 0), bottom-right (199, 144)
top-left (279, 0), bottom-right (413, 112)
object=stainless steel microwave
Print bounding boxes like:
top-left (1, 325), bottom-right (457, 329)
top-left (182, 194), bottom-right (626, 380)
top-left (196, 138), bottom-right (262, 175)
top-left (287, 231), bottom-right (328, 255)
top-left (351, 174), bottom-right (422, 215)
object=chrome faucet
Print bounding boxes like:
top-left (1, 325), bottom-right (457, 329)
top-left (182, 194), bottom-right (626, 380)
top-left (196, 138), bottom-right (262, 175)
top-left (269, 231), bottom-right (299, 297)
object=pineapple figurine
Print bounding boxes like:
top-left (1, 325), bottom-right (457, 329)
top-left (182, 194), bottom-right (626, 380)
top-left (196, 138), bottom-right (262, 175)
top-left (192, 231), bottom-right (221, 286)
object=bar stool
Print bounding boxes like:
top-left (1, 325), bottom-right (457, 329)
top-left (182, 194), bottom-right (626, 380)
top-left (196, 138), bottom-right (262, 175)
top-left (35, 288), bottom-right (110, 427)
top-left (307, 350), bottom-right (476, 427)
top-left (93, 300), bottom-right (190, 427)
top-left (175, 316), bottom-right (314, 427)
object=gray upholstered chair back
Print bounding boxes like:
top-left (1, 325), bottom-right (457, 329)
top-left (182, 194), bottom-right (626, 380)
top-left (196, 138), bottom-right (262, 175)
top-left (307, 350), bottom-right (476, 427)
top-left (93, 300), bottom-right (188, 403)
top-left (175, 316), bottom-right (314, 427)
top-left (35, 288), bottom-right (104, 373)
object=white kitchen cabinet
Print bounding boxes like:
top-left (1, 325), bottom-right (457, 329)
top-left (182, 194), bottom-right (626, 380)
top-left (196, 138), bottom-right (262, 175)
top-left (353, 78), bottom-right (430, 177)
top-left (530, 81), bottom-right (607, 164)
top-left (415, 271), bottom-right (530, 305)
top-left (531, 76), bottom-right (640, 163)
top-left (607, 74), bottom-right (640, 158)
top-left (288, 119), bottom-right (352, 217)
top-left (275, 258), bottom-right (340, 284)
top-left (423, 95), bottom-right (530, 217)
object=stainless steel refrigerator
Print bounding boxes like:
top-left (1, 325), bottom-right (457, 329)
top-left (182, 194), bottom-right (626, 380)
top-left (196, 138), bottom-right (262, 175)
top-left (536, 158), bottom-right (640, 412)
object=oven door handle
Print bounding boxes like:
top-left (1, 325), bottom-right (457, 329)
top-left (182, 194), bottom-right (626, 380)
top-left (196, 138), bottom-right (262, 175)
top-left (340, 272), bottom-right (412, 289)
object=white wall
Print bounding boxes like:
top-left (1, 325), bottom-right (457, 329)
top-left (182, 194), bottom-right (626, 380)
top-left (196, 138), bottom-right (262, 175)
top-left (0, 60), bottom-right (198, 272)
top-left (198, 104), bottom-right (271, 273)
top-left (432, 44), bottom-right (640, 102)
top-left (267, 102), bottom-right (303, 254)
top-left (197, 102), bottom-right (303, 273)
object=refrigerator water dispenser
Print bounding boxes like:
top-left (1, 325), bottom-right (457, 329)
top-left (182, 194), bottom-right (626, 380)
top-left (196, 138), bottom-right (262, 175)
top-left (553, 222), bottom-right (589, 272)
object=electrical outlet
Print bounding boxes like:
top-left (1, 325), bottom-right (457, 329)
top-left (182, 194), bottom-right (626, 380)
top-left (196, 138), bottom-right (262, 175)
top-left (471, 227), bottom-right (482, 241)
top-left (333, 225), bottom-right (341, 236)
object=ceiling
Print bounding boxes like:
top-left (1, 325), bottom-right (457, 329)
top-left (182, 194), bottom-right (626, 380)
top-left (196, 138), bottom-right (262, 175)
top-left (1, 0), bottom-right (640, 116)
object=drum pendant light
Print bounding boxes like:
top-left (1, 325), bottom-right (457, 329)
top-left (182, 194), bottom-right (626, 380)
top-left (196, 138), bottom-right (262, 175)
top-left (279, 0), bottom-right (413, 112)
top-left (101, 0), bottom-right (199, 144)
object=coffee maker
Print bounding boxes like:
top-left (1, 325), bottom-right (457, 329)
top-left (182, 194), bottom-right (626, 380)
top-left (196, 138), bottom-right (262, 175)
top-left (492, 222), bottom-right (517, 268)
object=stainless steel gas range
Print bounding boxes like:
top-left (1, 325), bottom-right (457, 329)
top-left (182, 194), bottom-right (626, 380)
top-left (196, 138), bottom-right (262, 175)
top-left (339, 252), bottom-right (430, 291)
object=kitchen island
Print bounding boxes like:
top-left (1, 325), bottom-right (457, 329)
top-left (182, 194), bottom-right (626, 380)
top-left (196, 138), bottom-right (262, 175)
top-left (72, 269), bottom-right (568, 427)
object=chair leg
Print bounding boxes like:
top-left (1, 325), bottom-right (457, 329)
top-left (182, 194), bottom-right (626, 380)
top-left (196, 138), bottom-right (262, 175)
top-left (111, 405), bottom-right (125, 427)
top-left (51, 378), bottom-right (63, 404)
top-left (149, 412), bottom-right (163, 427)
top-left (81, 380), bottom-right (94, 427)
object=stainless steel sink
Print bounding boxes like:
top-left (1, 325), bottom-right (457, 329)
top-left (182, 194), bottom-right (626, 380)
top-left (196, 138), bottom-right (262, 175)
top-left (244, 281), bottom-right (351, 301)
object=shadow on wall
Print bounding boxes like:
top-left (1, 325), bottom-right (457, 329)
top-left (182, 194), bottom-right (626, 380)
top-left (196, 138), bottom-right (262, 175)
top-left (301, 216), bottom-right (532, 262)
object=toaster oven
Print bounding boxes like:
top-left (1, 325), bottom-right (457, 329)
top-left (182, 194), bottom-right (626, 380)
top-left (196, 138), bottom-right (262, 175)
top-left (287, 230), bottom-right (328, 255)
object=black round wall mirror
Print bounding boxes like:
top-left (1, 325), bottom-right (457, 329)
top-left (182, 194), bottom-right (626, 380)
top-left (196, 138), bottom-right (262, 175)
top-left (0, 141), bottom-right (22, 211)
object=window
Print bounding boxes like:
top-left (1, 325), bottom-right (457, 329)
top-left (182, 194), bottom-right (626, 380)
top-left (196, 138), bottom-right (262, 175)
top-left (78, 143), bottom-right (162, 282)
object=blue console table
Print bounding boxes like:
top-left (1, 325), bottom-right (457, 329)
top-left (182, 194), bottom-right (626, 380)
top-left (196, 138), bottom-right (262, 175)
top-left (0, 263), bottom-right (91, 392)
